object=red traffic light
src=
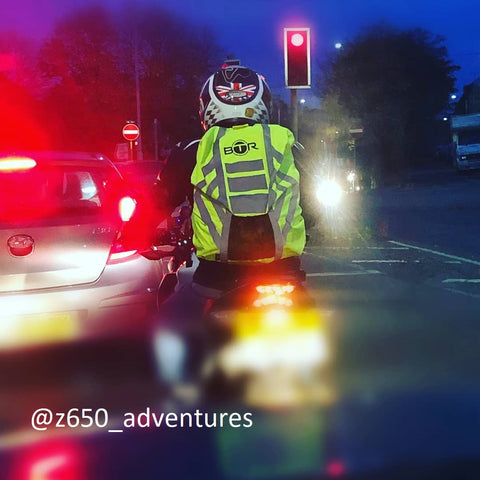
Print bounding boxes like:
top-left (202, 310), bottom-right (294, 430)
top-left (284, 28), bottom-right (311, 88)
top-left (290, 33), bottom-right (305, 47)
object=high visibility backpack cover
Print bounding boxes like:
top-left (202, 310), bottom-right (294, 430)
top-left (191, 123), bottom-right (306, 263)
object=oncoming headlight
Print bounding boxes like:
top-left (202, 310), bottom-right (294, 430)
top-left (316, 179), bottom-right (342, 207)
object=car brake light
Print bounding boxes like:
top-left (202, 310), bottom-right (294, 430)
top-left (119, 196), bottom-right (136, 221)
top-left (0, 156), bottom-right (37, 171)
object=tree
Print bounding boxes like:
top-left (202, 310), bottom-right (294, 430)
top-left (36, 5), bottom-right (222, 158)
top-left (0, 74), bottom-right (51, 150)
top-left (116, 5), bottom-right (223, 155)
top-left (318, 24), bottom-right (458, 183)
top-left (38, 6), bottom-right (130, 156)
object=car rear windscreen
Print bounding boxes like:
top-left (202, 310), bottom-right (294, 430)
top-left (0, 162), bottom-right (121, 226)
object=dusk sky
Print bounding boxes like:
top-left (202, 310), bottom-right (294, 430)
top-left (2, 0), bottom-right (479, 100)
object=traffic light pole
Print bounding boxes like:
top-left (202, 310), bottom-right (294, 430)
top-left (284, 28), bottom-right (310, 142)
top-left (291, 89), bottom-right (298, 140)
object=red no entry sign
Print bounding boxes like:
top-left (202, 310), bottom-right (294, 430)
top-left (122, 123), bottom-right (140, 141)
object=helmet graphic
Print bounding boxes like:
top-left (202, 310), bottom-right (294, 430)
top-left (199, 65), bottom-right (272, 131)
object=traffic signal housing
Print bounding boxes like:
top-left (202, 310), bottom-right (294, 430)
top-left (284, 28), bottom-right (311, 88)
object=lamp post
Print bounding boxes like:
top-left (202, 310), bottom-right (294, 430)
top-left (133, 29), bottom-right (143, 161)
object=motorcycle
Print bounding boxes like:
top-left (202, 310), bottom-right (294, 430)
top-left (200, 274), bottom-right (330, 408)
top-left (150, 208), bottom-right (330, 409)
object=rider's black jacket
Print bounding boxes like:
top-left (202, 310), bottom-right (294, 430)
top-left (154, 139), bottom-right (303, 291)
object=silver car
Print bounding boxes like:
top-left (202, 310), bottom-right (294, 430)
top-left (0, 151), bottom-right (166, 351)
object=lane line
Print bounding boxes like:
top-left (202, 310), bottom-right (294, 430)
top-left (303, 251), bottom-right (326, 259)
top-left (389, 240), bottom-right (480, 266)
top-left (442, 278), bottom-right (480, 284)
top-left (366, 247), bottom-right (409, 250)
top-left (307, 270), bottom-right (382, 277)
top-left (304, 246), bottom-right (409, 251)
top-left (352, 259), bottom-right (408, 264)
top-left (444, 288), bottom-right (480, 300)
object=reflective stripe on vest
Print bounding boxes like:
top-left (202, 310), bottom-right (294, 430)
top-left (191, 123), bottom-right (305, 262)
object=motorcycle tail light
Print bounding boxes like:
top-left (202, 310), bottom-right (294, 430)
top-left (255, 284), bottom-right (295, 295)
top-left (253, 284), bottom-right (295, 308)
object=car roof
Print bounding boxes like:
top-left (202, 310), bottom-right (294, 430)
top-left (0, 151), bottom-right (113, 164)
top-left (0, 151), bottom-right (119, 172)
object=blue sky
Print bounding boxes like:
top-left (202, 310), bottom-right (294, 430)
top-left (2, 0), bottom-right (479, 100)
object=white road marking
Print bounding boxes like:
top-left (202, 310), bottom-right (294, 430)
top-left (366, 247), bottom-right (409, 250)
top-left (352, 260), bottom-right (408, 264)
top-left (307, 270), bottom-right (382, 277)
top-left (306, 246), bottom-right (409, 250)
top-left (303, 250), bottom-right (326, 258)
top-left (389, 240), bottom-right (480, 266)
top-left (444, 288), bottom-right (480, 300)
top-left (442, 278), bottom-right (480, 284)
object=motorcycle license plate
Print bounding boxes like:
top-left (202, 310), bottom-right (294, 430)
top-left (233, 309), bottom-right (320, 339)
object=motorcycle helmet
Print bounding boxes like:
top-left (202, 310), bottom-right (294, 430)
top-left (199, 64), bottom-right (272, 131)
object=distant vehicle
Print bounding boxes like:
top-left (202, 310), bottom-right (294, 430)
top-left (451, 113), bottom-right (480, 171)
top-left (0, 151), bottom-right (166, 352)
top-left (115, 159), bottom-right (165, 190)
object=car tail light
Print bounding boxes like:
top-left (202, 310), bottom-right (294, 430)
top-left (107, 240), bottom-right (139, 264)
top-left (0, 156), bottom-right (37, 171)
top-left (118, 196), bottom-right (136, 221)
top-left (107, 196), bottom-right (140, 264)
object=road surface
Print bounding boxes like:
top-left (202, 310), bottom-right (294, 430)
top-left (1, 167), bottom-right (480, 479)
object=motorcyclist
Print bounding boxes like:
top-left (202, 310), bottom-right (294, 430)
top-left (155, 60), bottom-right (306, 293)
top-left (153, 61), bottom-right (306, 391)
